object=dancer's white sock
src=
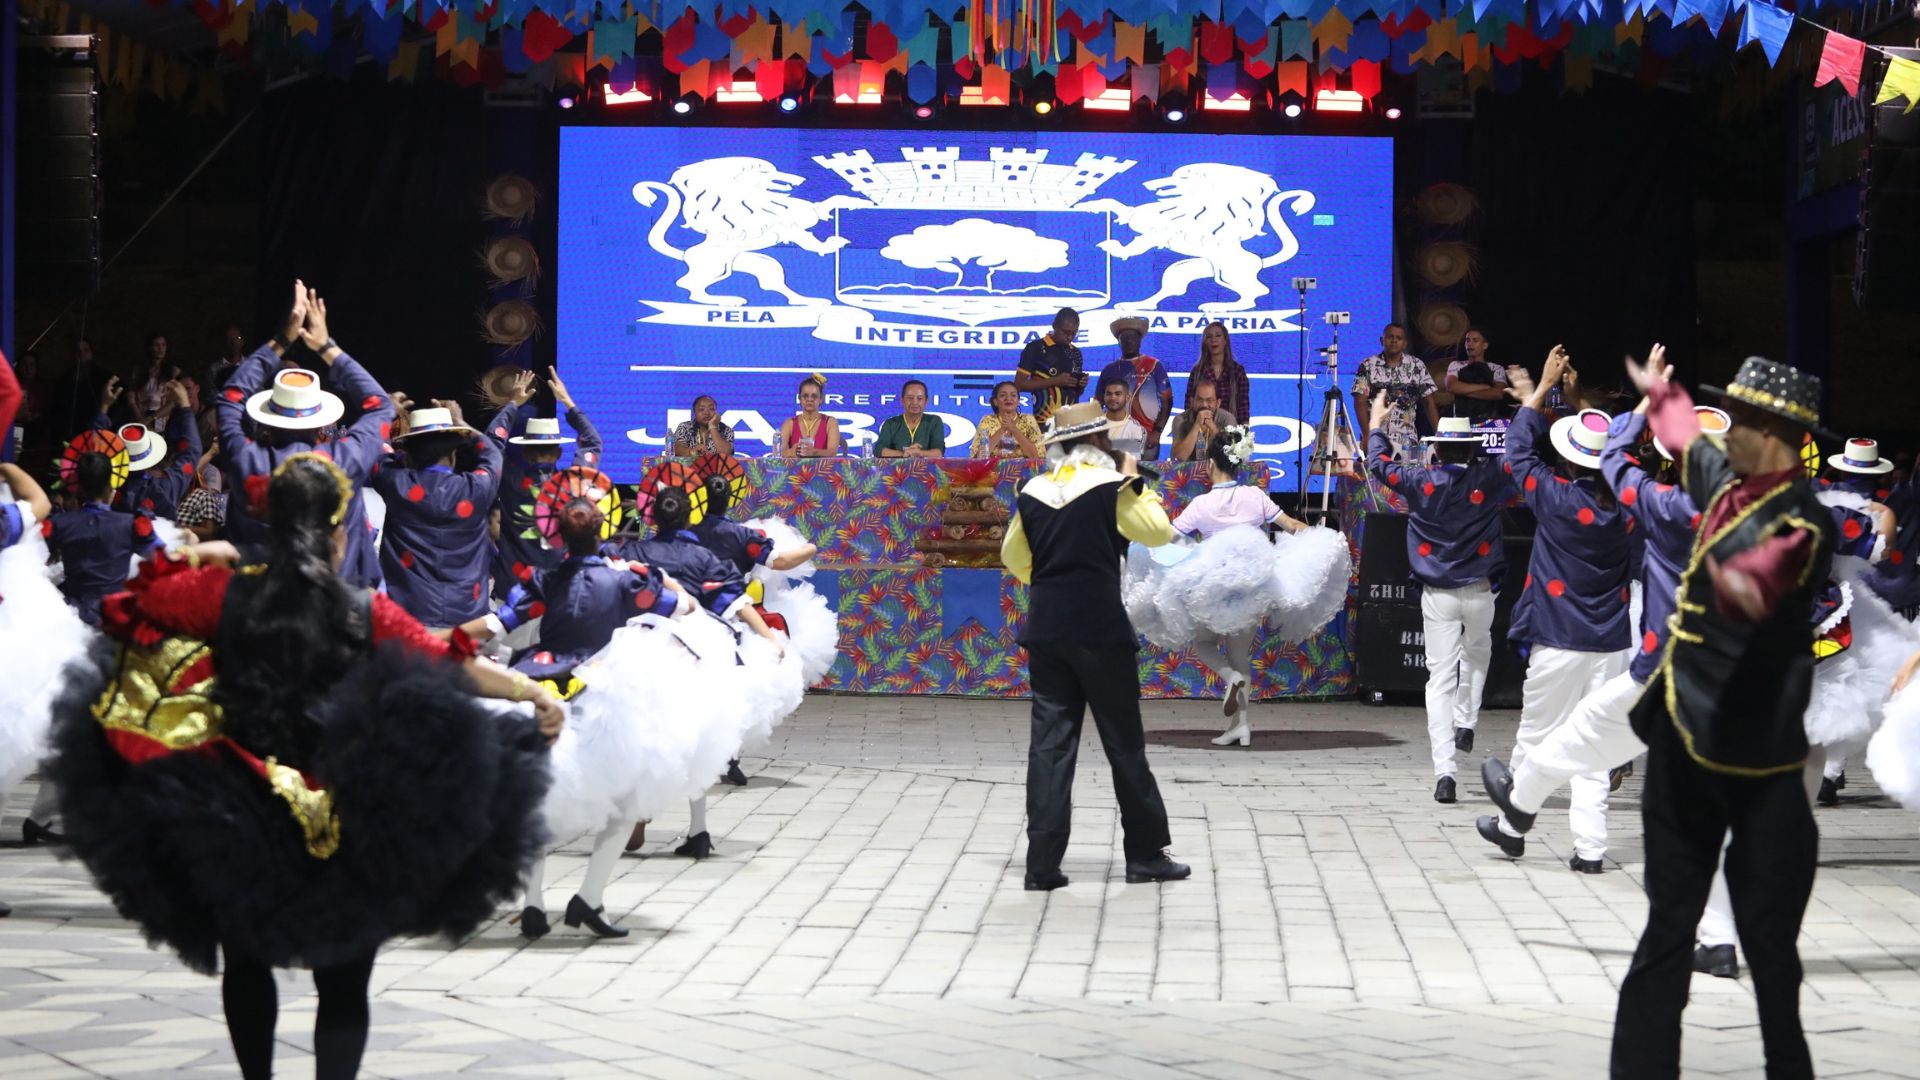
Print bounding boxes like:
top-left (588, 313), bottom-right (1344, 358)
top-left (577, 823), bottom-right (627, 909)
top-left (523, 855), bottom-right (546, 910)
top-left (688, 795), bottom-right (709, 836)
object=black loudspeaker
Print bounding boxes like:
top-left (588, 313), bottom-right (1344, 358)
top-left (17, 37), bottom-right (100, 298)
top-left (1356, 602), bottom-right (1430, 693)
top-left (1358, 511), bottom-right (1415, 606)
top-left (1856, 48), bottom-right (1920, 312)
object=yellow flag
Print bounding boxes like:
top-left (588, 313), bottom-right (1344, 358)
top-left (1314, 9), bottom-right (1353, 53)
top-left (1874, 56), bottom-right (1920, 114)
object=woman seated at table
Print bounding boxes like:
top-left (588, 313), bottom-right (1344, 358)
top-left (970, 381), bottom-right (1043, 459)
top-left (873, 379), bottom-right (947, 459)
top-left (776, 375), bottom-right (842, 459)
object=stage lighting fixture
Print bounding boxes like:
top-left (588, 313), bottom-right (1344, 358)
top-left (1157, 92), bottom-right (1190, 124)
top-left (1284, 102), bottom-right (1303, 118)
top-left (1033, 99), bottom-right (1055, 116)
top-left (1164, 106), bottom-right (1185, 123)
top-left (604, 88), bottom-right (653, 106)
top-left (778, 95), bottom-right (801, 112)
top-left (1314, 89), bottom-right (1366, 113)
top-left (914, 103), bottom-right (935, 119)
top-left (1083, 88), bottom-right (1133, 112)
top-left (1201, 91), bottom-right (1252, 113)
top-left (672, 94), bottom-right (698, 115)
top-left (1384, 105), bottom-right (1403, 120)
top-left (557, 96), bottom-right (575, 109)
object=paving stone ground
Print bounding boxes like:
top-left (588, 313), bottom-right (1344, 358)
top-left (3, 695), bottom-right (1919, 1078)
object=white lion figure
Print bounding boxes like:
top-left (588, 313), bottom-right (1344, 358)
top-left (631, 157), bottom-right (870, 307)
top-left (1083, 164), bottom-right (1317, 312)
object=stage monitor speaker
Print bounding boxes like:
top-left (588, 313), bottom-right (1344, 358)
top-left (1856, 47), bottom-right (1920, 312)
top-left (1354, 533), bottom-right (1531, 707)
top-left (17, 36), bottom-right (100, 298)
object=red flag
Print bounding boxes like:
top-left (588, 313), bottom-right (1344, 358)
top-left (1814, 30), bottom-right (1865, 96)
top-left (1277, 60), bottom-right (1308, 98)
top-left (1349, 59), bottom-right (1381, 101)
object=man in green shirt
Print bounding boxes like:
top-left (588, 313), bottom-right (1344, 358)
top-left (873, 379), bottom-right (948, 458)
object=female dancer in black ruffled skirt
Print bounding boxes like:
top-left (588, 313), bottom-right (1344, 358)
top-left (44, 453), bottom-right (562, 1079)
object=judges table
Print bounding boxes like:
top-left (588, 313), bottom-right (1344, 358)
top-left (646, 457), bottom-right (1356, 701)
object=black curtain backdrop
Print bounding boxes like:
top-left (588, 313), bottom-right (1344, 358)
top-left (1404, 73), bottom-right (1697, 395)
top-left (257, 78), bottom-right (493, 404)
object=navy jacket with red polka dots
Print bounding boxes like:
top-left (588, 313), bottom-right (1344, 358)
top-left (1366, 428), bottom-right (1516, 591)
top-left (369, 435), bottom-right (503, 628)
top-left (45, 502), bottom-right (163, 625)
top-left (497, 554), bottom-right (679, 678)
top-left (1603, 412), bottom-right (1701, 683)
top-left (488, 400), bottom-right (602, 601)
top-left (117, 406), bottom-right (202, 520)
top-left (1504, 408), bottom-right (1634, 654)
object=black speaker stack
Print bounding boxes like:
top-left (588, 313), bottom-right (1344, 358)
top-left (1353, 510), bottom-right (1529, 708)
top-left (1856, 46), bottom-right (1920, 312)
top-left (18, 36), bottom-right (101, 299)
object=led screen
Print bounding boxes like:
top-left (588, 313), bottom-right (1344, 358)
top-left (559, 125), bottom-right (1392, 488)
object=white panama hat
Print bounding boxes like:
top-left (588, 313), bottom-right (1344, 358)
top-left (1548, 408), bottom-right (1610, 468)
top-left (245, 367), bottom-right (345, 431)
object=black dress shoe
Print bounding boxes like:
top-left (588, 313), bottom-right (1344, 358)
top-left (1475, 815), bottom-right (1525, 858)
top-left (0, 899), bottom-right (11, 917)
top-left (1479, 758), bottom-right (1536, 834)
top-left (1124, 852), bottom-right (1192, 884)
top-left (1568, 855), bottom-right (1604, 874)
top-left (1434, 776), bottom-right (1457, 804)
top-left (723, 760), bottom-right (749, 786)
top-left (562, 895), bottom-right (629, 938)
top-left (22, 819), bottom-right (64, 846)
top-left (1023, 870), bottom-right (1069, 891)
top-left (1453, 727), bottom-right (1474, 754)
top-left (1833, 770), bottom-right (1846, 790)
top-left (1609, 761), bottom-right (1634, 792)
top-left (519, 905), bottom-right (550, 940)
top-left (674, 831), bottom-right (713, 859)
top-left (1693, 943), bottom-right (1739, 979)
top-left (1817, 776), bottom-right (1840, 807)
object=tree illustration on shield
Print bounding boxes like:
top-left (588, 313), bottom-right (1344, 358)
top-left (879, 218), bottom-right (1071, 291)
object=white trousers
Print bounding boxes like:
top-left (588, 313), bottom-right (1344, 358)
top-left (1505, 646), bottom-right (1631, 860)
top-left (1422, 580), bottom-right (1497, 778)
top-left (1507, 670), bottom-right (1648, 817)
top-left (1699, 744), bottom-right (1827, 948)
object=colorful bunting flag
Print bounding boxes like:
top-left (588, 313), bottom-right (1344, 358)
top-left (1813, 29), bottom-right (1865, 95)
top-left (1738, 1), bottom-right (1791, 66)
top-left (1874, 56), bottom-right (1920, 113)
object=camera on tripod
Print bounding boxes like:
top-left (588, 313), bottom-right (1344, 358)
top-left (1291, 277), bottom-right (1317, 291)
top-left (1323, 311), bottom-right (1351, 325)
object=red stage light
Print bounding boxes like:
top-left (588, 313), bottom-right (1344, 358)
top-left (913, 104), bottom-right (935, 119)
top-left (1314, 89), bottom-right (1366, 113)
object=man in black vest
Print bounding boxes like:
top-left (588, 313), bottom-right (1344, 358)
top-left (1001, 401), bottom-right (1191, 892)
top-left (1611, 354), bottom-right (1836, 1080)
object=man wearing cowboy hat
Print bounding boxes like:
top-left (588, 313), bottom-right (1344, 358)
top-left (1000, 401), bottom-right (1190, 891)
top-left (1607, 352), bottom-right (1841, 1080)
top-left (1368, 394), bottom-right (1518, 803)
top-left (215, 281), bottom-right (394, 588)
top-left (1476, 346), bottom-right (1634, 875)
top-left (1096, 317), bottom-right (1173, 460)
top-left (369, 401), bottom-right (503, 627)
top-left (114, 381), bottom-right (202, 520)
top-left (489, 366), bottom-right (602, 601)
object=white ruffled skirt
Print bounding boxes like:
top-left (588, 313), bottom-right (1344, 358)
top-left (1867, 675), bottom-right (1920, 810)
top-left (1805, 582), bottom-right (1920, 748)
top-left (1124, 524), bottom-right (1351, 649)
top-left (745, 515), bottom-right (840, 687)
top-left (0, 529), bottom-right (96, 790)
top-left (539, 611), bottom-right (754, 841)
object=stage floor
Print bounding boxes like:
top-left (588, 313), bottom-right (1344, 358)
top-left (4, 696), bottom-right (1917, 1077)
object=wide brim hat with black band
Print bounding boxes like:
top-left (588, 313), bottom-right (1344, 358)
top-left (1702, 356), bottom-right (1837, 441)
top-left (1040, 400), bottom-right (1125, 447)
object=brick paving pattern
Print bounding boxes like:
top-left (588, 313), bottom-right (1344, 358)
top-left (3, 696), bottom-right (1918, 1077)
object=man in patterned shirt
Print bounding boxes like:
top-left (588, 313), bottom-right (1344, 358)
top-left (1352, 323), bottom-right (1441, 464)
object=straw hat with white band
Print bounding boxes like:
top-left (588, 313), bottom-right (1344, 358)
top-left (1831, 437), bottom-right (1895, 476)
top-left (1040, 401), bottom-right (1125, 447)
top-left (246, 368), bottom-right (345, 430)
top-left (118, 424), bottom-right (165, 472)
top-left (390, 406), bottom-right (478, 441)
top-left (508, 416), bottom-right (577, 446)
top-left (1548, 408), bottom-right (1611, 468)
